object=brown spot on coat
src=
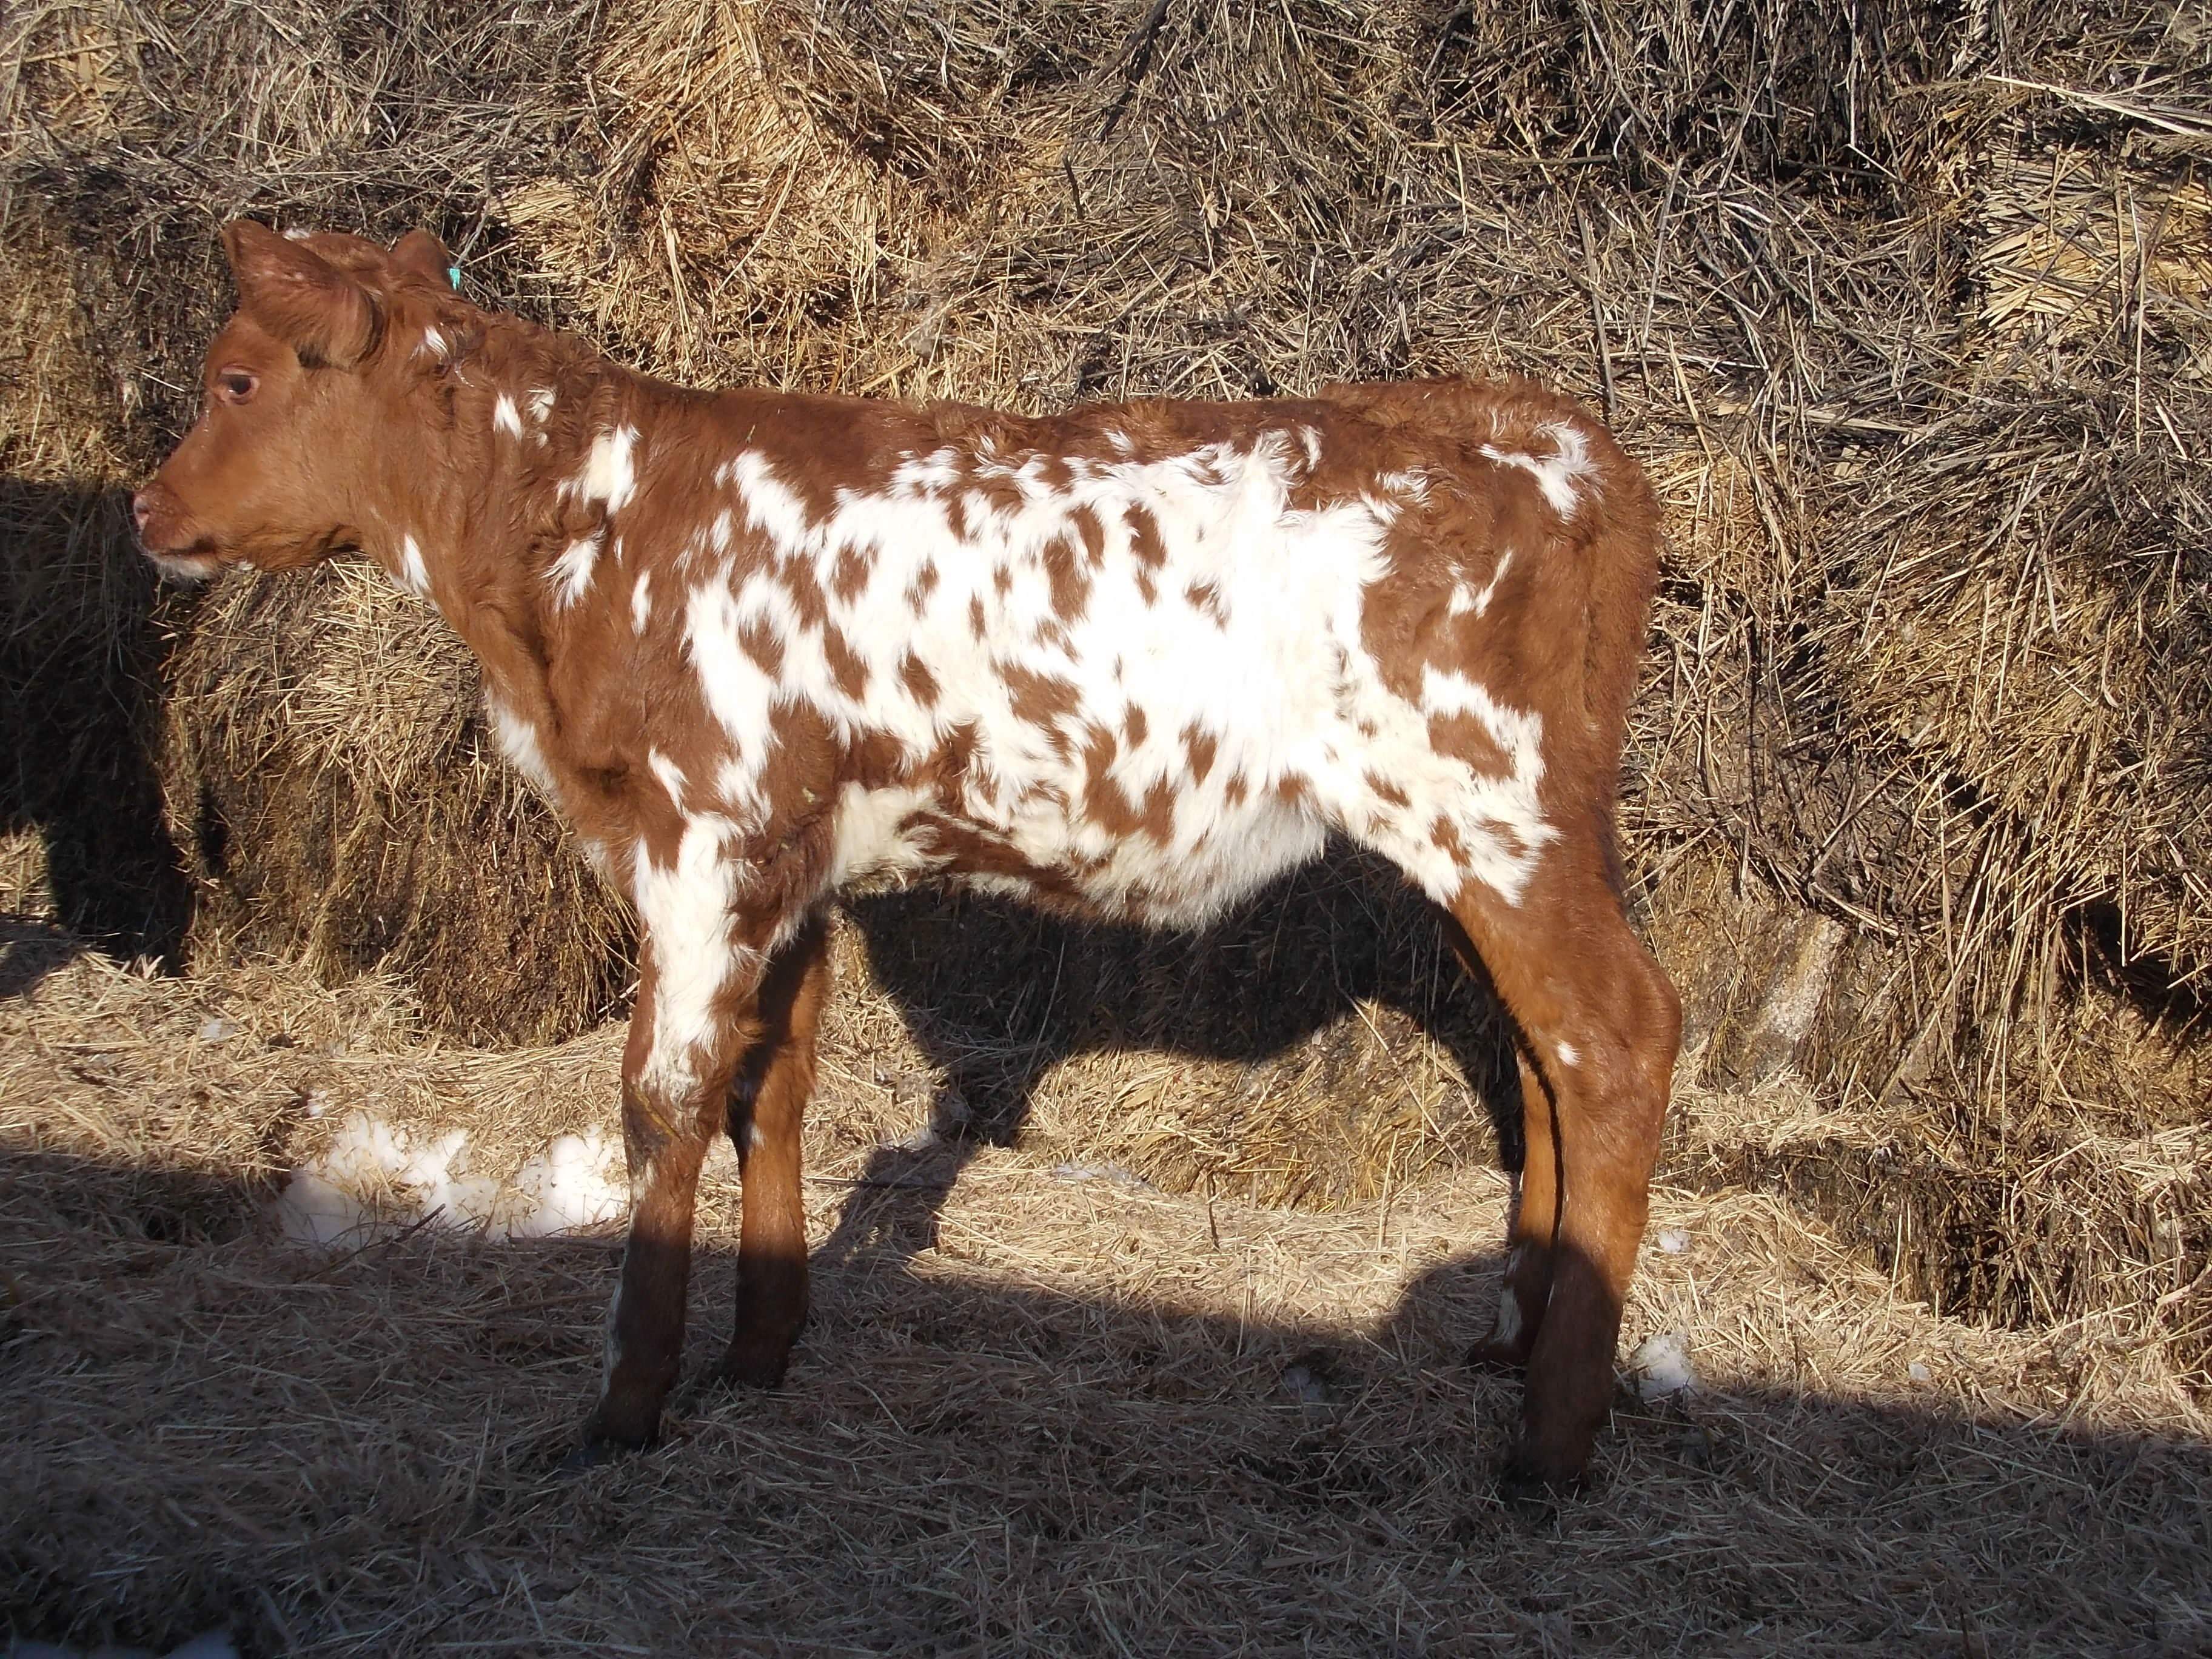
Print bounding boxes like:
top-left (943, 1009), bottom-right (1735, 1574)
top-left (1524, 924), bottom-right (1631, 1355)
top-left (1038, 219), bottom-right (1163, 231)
top-left (1426, 711), bottom-right (1511, 777)
top-left (1070, 504), bottom-right (1107, 566)
top-left (905, 559), bottom-right (939, 614)
top-left (781, 556), bottom-right (828, 628)
top-left (1042, 533), bottom-right (1091, 621)
top-left (737, 617), bottom-right (785, 675)
top-left (1182, 724), bottom-right (1218, 785)
top-left (823, 628), bottom-right (870, 700)
top-left (831, 547), bottom-right (870, 602)
top-left (1127, 503), bottom-right (1167, 568)
top-left (1004, 663), bottom-right (1081, 730)
top-left (1366, 772), bottom-right (1412, 808)
top-left (899, 651), bottom-right (939, 706)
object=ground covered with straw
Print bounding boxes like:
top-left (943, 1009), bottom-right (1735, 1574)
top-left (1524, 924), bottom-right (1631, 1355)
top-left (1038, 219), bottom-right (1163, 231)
top-left (5, 937), bottom-right (2210, 1656)
top-left (3, 2), bottom-right (2211, 1650)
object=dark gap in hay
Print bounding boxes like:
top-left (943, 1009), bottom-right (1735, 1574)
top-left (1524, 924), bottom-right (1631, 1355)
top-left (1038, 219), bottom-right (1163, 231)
top-left (1690, 1130), bottom-right (2212, 1382)
top-left (0, 476), bottom-right (190, 959)
top-left (2071, 900), bottom-right (2212, 1051)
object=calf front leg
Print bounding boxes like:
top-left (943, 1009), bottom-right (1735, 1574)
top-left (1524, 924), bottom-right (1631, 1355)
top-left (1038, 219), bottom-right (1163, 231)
top-left (584, 906), bottom-right (779, 1454)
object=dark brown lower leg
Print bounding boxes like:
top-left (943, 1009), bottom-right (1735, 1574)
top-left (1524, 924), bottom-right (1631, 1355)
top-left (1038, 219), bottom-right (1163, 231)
top-left (718, 913), bottom-right (832, 1389)
top-left (1435, 905), bottom-right (1560, 1372)
top-left (583, 954), bottom-right (762, 1453)
top-left (588, 1120), bottom-right (709, 1449)
top-left (1467, 1050), bottom-right (1559, 1371)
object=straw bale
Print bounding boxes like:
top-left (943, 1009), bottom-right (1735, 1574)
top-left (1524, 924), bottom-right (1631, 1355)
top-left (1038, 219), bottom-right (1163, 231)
top-left (159, 561), bottom-right (633, 1047)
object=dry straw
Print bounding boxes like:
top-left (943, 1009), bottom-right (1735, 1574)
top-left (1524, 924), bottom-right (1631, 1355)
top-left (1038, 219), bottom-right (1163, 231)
top-left (3, 946), bottom-right (2210, 1652)
top-left (1, 0), bottom-right (2208, 1507)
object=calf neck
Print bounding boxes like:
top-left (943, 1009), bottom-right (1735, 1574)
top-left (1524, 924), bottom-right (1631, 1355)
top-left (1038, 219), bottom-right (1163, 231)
top-left (138, 222), bottom-right (1680, 1490)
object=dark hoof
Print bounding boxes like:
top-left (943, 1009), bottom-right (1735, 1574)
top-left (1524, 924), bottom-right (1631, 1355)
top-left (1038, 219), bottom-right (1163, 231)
top-left (714, 1341), bottom-right (793, 1391)
top-left (1464, 1336), bottom-right (1532, 1375)
top-left (1497, 1446), bottom-right (1588, 1515)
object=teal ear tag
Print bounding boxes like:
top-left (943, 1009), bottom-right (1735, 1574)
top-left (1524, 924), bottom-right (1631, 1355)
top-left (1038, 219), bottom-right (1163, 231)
top-left (447, 265), bottom-right (462, 290)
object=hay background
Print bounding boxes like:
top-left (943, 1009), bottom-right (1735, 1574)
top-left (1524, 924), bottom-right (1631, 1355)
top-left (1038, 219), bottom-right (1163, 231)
top-left (2, 0), bottom-right (2210, 1510)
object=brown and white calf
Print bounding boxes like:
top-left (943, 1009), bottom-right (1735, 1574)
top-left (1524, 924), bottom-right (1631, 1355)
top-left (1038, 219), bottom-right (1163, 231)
top-left (136, 221), bottom-right (1680, 1489)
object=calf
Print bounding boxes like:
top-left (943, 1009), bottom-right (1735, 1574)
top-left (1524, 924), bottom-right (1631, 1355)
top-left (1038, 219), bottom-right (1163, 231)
top-left (136, 222), bottom-right (1680, 1489)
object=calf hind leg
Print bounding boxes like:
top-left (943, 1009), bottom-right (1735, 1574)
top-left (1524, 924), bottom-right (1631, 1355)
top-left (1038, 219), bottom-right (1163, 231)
top-left (1444, 857), bottom-right (1680, 1489)
top-left (717, 911), bottom-right (833, 1389)
top-left (1466, 1051), bottom-right (1560, 1372)
top-left (1435, 908), bottom-right (1557, 1372)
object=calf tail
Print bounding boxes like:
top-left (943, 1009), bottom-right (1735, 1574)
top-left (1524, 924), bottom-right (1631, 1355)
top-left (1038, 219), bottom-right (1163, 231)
top-left (1571, 434), bottom-right (1663, 896)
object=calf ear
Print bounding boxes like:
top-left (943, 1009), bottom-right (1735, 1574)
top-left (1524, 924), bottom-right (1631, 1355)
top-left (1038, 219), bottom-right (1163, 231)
top-left (221, 220), bottom-right (381, 369)
top-left (390, 228), bottom-right (455, 288)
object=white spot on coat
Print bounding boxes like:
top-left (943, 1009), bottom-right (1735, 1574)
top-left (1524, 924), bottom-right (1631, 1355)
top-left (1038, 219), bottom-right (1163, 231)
top-left (397, 534), bottom-right (431, 597)
top-left (549, 535), bottom-right (600, 609)
top-left (1480, 423), bottom-right (1596, 518)
top-left (487, 696), bottom-right (557, 800)
top-left (648, 749), bottom-right (689, 812)
top-left (1447, 549), bottom-right (1513, 619)
top-left (570, 426), bottom-right (639, 514)
top-left (494, 394), bottom-right (522, 437)
top-left (631, 569), bottom-right (653, 632)
top-left (632, 817), bottom-right (756, 1100)
top-left (602, 1276), bottom-right (625, 1384)
top-left (1490, 1282), bottom-right (1524, 1346)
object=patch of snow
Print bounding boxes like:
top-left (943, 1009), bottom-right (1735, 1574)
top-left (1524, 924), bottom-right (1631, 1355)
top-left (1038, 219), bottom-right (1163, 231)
top-left (273, 1112), bottom-right (623, 1246)
top-left (1655, 1226), bottom-right (1691, 1255)
top-left (1629, 1330), bottom-right (1695, 1399)
top-left (1908, 1361), bottom-right (1932, 1383)
top-left (498, 1133), bottom-right (626, 1238)
top-left (272, 1167), bottom-right (375, 1247)
top-left (195, 1017), bottom-right (240, 1042)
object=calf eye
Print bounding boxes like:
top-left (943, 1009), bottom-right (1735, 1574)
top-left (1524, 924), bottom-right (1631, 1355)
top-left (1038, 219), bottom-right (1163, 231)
top-left (215, 370), bottom-right (259, 404)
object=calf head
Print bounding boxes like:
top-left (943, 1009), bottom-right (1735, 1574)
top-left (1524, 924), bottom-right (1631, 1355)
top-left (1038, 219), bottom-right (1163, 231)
top-left (135, 220), bottom-right (466, 582)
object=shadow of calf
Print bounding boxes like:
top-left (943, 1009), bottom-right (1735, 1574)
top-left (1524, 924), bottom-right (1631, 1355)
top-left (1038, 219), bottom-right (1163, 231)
top-left (0, 476), bottom-right (190, 977)
top-left (815, 850), bottom-right (1526, 1271)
